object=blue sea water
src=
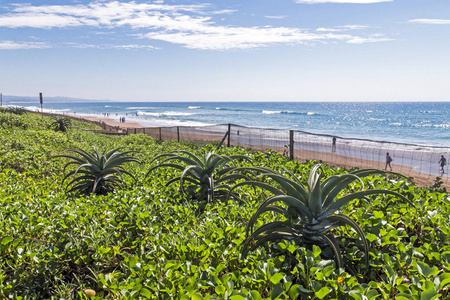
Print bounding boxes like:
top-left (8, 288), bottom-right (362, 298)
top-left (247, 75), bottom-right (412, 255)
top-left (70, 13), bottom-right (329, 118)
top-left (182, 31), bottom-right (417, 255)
top-left (11, 101), bottom-right (450, 147)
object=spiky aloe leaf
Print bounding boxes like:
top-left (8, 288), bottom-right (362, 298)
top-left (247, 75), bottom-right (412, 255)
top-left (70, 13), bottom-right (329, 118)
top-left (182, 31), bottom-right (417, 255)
top-left (326, 214), bottom-right (369, 269)
top-left (250, 194), bottom-right (313, 227)
top-left (229, 180), bottom-right (284, 200)
top-left (146, 163), bottom-right (186, 177)
top-left (243, 229), bottom-right (300, 257)
top-left (245, 205), bottom-right (288, 236)
top-left (321, 189), bottom-right (414, 220)
top-left (215, 173), bottom-right (251, 184)
top-left (55, 147), bottom-right (139, 195)
top-left (321, 234), bottom-right (344, 269)
top-left (257, 173), bottom-right (309, 205)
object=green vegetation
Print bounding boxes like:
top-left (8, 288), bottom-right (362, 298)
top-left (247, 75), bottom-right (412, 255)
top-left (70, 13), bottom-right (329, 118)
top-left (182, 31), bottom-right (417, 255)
top-left (147, 151), bottom-right (250, 204)
top-left (49, 116), bottom-right (71, 132)
top-left (236, 165), bottom-right (413, 277)
top-left (1, 110), bottom-right (450, 299)
top-left (56, 147), bottom-right (141, 195)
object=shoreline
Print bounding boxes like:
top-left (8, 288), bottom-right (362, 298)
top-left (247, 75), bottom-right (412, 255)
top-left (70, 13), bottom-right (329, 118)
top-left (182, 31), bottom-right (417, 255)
top-left (35, 110), bottom-right (448, 188)
top-left (82, 115), bottom-right (144, 129)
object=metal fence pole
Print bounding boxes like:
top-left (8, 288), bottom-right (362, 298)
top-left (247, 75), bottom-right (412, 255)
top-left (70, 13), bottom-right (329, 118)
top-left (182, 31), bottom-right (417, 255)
top-left (289, 130), bottom-right (294, 160)
top-left (227, 124), bottom-right (231, 147)
top-left (177, 127), bottom-right (180, 142)
top-left (159, 127), bottom-right (162, 141)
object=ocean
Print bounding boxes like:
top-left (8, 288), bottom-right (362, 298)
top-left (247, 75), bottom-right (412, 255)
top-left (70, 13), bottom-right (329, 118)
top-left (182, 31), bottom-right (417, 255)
top-left (8, 101), bottom-right (450, 147)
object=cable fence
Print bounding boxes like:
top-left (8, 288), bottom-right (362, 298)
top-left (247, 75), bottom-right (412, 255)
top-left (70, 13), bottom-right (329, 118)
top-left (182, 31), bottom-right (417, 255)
top-left (127, 124), bottom-right (449, 187)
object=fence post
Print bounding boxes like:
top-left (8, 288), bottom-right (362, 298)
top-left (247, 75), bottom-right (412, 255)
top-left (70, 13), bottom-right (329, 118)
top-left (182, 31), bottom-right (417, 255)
top-left (289, 130), bottom-right (294, 160)
top-left (227, 124), bottom-right (231, 147)
top-left (177, 127), bottom-right (180, 142)
top-left (134, 128), bottom-right (137, 134)
top-left (159, 127), bottom-right (162, 141)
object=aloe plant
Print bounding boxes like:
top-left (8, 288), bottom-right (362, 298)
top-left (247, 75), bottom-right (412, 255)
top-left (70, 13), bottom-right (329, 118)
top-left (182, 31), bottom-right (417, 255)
top-left (147, 150), bottom-right (251, 203)
top-left (49, 116), bottom-right (71, 132)
top-left (56, 147), bottom-right (140, 195)
top-left (234, 164), bottom-right (413, 273)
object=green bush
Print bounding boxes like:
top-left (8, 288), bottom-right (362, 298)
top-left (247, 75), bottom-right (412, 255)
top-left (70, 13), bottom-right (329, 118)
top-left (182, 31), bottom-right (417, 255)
top-left (1, 113), bottom-right (449, 299)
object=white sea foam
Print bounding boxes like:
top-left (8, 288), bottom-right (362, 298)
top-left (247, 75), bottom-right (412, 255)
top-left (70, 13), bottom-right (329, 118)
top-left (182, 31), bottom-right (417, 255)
top-left (307, 112), bottom-right (316, 115)
top-left (262, 110), bottom-right (281, 114)
top-left (262, 110), bottom-right (296, 115)
top-left (126, 106), bottom-right (155, 110)
top-left (105, 105), bottom-right (111, 107)
top-left (434, 124), bottom-right (450, 129)
top-left (23, 105), bottom-right (70, 113)
top-left (137, 111), bottom-right (195, 117)
top-left (188, 106), bottom-right (201, 109)
top-left (129, 117), bottom-right (210, 128)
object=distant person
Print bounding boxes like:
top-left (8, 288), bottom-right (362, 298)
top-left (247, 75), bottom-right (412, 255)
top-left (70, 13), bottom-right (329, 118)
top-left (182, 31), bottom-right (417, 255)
top-left (439, 155), bottom-right (447, 173)
top-left (332, 137), bottom-right (337, 153)
top-left (123, 117), bottom-right (125, 123)
top-left (385, 152), bottom-right (393, 171)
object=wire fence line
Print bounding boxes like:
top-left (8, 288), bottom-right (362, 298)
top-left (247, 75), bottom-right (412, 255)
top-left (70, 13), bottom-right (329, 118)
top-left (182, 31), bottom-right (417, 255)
top-left (127, 124), bottom-right (449, 188)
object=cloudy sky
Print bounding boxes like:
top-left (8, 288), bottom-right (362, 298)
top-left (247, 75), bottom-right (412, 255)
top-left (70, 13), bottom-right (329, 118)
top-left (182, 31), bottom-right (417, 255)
top-left (1, 0), bottom-right (449, 101)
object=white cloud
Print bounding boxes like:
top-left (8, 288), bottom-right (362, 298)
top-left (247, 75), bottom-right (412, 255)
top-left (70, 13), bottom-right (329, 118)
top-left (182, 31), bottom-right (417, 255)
top-left (0, 40), bottom-right (50, 49)
top-left (296, 0), bottom-right (392, 3)
top-left (346, 36), bottom-right (393, 43)
top-left (265, 15), bottom-right (288, 19)
top-left (144, 27), bottom-right (356, 50)
top-left (408, 19), bottom-right (450, 25)
top-left (66, 42), bottom-right (158, 50)
top-left (341, 24), bottom-right (370, 30)
top-left (0, 1), bottom-right (392, 50)
top-left (316, 25), bottom-right (369, 32)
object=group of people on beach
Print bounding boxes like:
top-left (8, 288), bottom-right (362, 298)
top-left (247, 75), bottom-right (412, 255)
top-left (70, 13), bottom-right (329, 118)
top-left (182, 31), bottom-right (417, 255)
top-left (331, 137), bottom-right (447, 174)
top-left (385, 152), bottom-right (447, 173)
top-left (119, 117), bottom-right (126, 123)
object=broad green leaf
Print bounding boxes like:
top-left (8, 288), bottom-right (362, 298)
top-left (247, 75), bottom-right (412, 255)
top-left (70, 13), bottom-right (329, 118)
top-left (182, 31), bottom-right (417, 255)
top-left (140, 288), bottom-right (152, 299)
top-left (315, 287), bottom-right (331, 299)
top-left (420, 289), bottom-right (440, 300)
top-left (250, 290), bottom-right (262, 300)
top-left (270, 273), bottom-right (284, 285)
top-left (192, 293), bottom-right (204, 300)
top-left (215, 286), bottom-right (226, 295)
top-left (1, 237), bottom-right (13, 245)
top-left (417, 261), bottom-right (431, 278)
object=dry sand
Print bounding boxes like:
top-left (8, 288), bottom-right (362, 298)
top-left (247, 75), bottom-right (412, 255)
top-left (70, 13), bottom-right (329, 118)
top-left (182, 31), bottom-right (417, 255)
top-left (82, 115), bottom-right (143, 129)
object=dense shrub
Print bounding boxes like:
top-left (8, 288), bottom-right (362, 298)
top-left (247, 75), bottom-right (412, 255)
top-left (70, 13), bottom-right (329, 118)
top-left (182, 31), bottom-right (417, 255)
top-left (0, 113), bottom-right (449, 299)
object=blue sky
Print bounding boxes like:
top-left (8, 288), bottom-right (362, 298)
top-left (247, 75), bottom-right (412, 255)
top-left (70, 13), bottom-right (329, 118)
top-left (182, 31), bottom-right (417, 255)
top-left (0, 0), bottom-right (449, 102)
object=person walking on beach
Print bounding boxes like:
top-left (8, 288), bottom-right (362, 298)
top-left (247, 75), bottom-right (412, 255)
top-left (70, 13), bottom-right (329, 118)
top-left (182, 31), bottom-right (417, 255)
top-left (439, 155), bottom-right (447, 173)
top-left (385, 152), bottom-right (393, 171)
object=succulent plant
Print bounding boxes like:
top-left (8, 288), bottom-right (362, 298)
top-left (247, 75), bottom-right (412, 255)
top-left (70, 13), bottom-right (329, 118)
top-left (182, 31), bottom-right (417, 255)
top-left (234, 164), bottom-right (413, 273)
top-left (147, 150), bottom-right (251, 203)
top-left (56, 147), bottom-right (140, 195)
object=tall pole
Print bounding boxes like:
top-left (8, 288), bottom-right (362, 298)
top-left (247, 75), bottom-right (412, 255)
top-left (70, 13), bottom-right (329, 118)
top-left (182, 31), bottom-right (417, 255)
top-left (39, 93), bottom-right (43, 117)
top-left (289, 130), bottom-right (294, 160)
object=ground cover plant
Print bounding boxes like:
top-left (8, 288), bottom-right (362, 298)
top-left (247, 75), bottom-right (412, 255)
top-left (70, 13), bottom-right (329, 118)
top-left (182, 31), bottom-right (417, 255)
top-left (1, 112), bottom-right (450, 299)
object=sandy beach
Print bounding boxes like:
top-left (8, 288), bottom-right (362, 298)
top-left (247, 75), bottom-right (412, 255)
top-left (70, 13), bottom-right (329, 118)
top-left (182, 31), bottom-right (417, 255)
top-left (38, 111), bottom-right (447, 188)
top-left (82, 115), bottom-right (143, 129)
